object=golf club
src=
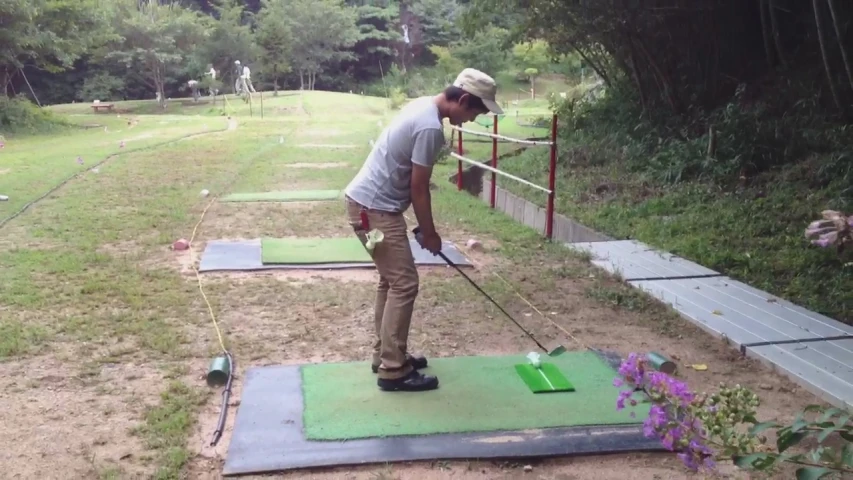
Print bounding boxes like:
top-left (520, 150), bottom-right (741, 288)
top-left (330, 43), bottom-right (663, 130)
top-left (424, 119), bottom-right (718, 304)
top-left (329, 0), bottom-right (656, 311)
top-left (413, 226), bottom-right (566, 357)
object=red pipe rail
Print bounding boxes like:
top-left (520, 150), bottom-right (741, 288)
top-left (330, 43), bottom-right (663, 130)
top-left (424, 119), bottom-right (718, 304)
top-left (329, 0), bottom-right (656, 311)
top-left (449, 114), bottom-right (559, 240)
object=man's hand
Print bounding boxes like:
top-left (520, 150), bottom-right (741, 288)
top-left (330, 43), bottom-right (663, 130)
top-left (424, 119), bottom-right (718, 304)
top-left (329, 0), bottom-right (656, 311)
top-left (417, 229), bottom-right (442, 255)
top-left (411, 163), bottom-right (441, 254)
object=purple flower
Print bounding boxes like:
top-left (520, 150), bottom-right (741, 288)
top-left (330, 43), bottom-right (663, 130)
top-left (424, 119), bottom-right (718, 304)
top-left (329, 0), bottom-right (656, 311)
top-left (616, 390), bottom-right (633, 410)
top-left (615, 353), bottom-right (719, 474)
top-left (812, 231), bottom-right (837, 248)
top-left (677, 452), bottom-right (697, 470)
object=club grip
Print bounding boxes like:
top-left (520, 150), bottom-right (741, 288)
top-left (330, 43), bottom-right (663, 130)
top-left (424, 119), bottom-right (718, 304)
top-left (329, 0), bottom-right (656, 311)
top-left (412, 226), bottom-right (423, 243)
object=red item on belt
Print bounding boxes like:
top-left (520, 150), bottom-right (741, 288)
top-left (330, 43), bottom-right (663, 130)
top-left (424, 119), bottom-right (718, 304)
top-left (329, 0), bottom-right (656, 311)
top-left (360, 209), bottom-right (369, 231)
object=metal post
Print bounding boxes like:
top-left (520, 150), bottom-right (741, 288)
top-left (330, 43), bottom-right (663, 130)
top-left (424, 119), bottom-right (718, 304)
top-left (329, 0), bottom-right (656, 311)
top-left (490, 115), bottom-right (498, 208)
top-left (546, 114), bottom-right (558, 240)
top-left (456, 127), bottom-right (463, 191)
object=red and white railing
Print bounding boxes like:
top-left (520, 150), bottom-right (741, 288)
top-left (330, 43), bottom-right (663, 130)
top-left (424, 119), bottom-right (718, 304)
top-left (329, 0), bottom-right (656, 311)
top-left (448, 114), bottom-right (559, 240)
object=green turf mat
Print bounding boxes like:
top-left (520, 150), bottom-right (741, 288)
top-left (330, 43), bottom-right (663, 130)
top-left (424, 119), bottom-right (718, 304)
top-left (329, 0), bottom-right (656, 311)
top-left (220, 190), bottom-right (342, 202)
top-left (514, 363), bottom-right (575, 393)
top-left (261, 237), bottom-right (372, 264)
top-left (301, 351), bottom-right (647, 440)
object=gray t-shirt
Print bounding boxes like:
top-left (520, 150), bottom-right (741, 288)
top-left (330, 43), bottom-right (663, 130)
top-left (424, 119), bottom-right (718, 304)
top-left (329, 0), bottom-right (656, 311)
top-left (345, 96), bottom-right (445, 212)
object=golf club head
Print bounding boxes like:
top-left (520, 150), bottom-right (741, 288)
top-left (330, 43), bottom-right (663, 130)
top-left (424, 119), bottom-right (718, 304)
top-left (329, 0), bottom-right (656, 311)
top-left (547, 344), bottom-right (567, 357)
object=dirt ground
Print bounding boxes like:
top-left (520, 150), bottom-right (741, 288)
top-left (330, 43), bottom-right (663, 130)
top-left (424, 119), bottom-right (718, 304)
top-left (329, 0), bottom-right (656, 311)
top-left (178, 191), bottom-right (816, 480)
top-left (0, 100), bottom-right (828, 480)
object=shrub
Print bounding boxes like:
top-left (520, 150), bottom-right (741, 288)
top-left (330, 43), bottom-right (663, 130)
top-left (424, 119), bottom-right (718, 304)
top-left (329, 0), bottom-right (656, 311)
top-left (0, 95), bottom-right (70, 135)
top-left (615, 352), bottom-right (853, 478)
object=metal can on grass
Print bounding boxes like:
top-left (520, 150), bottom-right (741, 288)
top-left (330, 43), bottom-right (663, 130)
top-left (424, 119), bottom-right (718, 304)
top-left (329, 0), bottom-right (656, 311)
top-left (207, 355), bottom-right (231, 387)
top-left (647, 351), bottom-right (677, 374)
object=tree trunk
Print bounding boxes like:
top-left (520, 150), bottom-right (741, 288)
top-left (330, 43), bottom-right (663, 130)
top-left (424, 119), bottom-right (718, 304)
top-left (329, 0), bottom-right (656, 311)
top-left (299, 70), bottom-right (305, 90)
top-left (813, 0), bottom-right (844, 112)
top-left (571, 44), bottom-right (610, 87)
top-left (530, 76), bottom-right (536, 99)
top-left (154, 64), bottom-right (166, 109)
top-left (627, 34), bottom-right (649, 116)
top-left (636, 36), bottom-right (684, 114)
top-left (769, 0), bottom-right (789, 69)
top-left (760, 0), bottom-right (776, 67)
top-left (827, 0), bottom-right (853, 92)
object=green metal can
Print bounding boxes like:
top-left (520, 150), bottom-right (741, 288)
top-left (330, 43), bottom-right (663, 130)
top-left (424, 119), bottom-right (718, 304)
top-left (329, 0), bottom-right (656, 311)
top-left (647, 351), bottom-right (677, 374)
top-left (207, 355), bottom-right (231, 387)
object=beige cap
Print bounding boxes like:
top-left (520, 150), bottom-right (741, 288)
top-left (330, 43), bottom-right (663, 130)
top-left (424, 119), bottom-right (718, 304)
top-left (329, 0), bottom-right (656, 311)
top-left (453, 68), bottom-right (503, 115)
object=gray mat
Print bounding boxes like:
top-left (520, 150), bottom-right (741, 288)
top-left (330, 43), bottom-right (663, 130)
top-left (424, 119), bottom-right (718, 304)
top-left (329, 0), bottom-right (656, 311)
top-left (199, 238), bottom-right (473, 272)
top-left (222, 350), bottom-right (664, 476)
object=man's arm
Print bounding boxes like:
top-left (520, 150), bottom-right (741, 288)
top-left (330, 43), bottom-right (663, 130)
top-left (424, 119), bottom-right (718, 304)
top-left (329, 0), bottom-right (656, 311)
top-left (410, 128), bottom-right (443, 236)
top-left (411, 163), bottom-right (435, 235)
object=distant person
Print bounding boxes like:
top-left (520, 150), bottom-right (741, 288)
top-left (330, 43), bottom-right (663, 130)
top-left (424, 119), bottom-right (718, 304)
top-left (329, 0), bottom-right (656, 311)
top-left (234, 60), bottom-right (243, 94)
top-left (241, 64), bottom-right (256, 93)
top-left (204, 65), bottom-right (218, 96)
top-left (343, 68), bottom-right (503, 392)
top-left (187, 79), bottom-right (200, 101)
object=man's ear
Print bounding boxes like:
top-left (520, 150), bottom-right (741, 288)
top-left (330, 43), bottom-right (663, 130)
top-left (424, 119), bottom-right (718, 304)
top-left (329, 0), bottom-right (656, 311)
top-left (457, 93), bottom-right (470, 107)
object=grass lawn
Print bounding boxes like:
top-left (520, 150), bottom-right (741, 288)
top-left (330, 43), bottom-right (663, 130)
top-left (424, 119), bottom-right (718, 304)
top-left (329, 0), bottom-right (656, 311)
top-left (0, 88), bottom-right (829, 479)
top-left (489, 130), bottom-right (852, 324)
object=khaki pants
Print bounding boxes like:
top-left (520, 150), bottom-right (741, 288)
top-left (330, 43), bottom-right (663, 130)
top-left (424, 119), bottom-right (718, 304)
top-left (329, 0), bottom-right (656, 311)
top-left (345, 196), bottom-right (419, 380)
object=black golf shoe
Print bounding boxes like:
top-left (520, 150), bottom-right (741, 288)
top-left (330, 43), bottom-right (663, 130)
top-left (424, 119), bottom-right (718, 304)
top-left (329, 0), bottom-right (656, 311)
top-left (371, 354), bottom-right (428, 374)
top-left (377, 370), bottom-right (439, 392)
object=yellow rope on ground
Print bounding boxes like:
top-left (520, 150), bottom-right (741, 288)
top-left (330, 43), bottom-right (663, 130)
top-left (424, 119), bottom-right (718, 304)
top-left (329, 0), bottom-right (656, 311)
top-left (487, 270), bottom-right (588, 350)
top-left (188, 194), bottom-right (228, 353)
top-left (401, 212), bottom-right (586, 350)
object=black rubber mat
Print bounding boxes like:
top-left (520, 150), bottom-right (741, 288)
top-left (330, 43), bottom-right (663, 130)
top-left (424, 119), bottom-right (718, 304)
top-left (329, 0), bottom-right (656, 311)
top-left (222, 350), bottom-right (664, 476)
top-left (198, 238), bottom-right (473, 272)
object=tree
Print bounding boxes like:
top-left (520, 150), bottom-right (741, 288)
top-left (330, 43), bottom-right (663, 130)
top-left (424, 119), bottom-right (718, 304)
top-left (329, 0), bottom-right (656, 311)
top-left (0, 0), bottom-right (115, 97)
top-left (512, 40), bottom-right (551, 99)
top-left (191, 0), bottom-right (259, 94)
top-left (343, 1), bottom-right (399, 83)
top-left (450, 26), bottom-right (508, 78)
top-left (108, 0), bottom-right (210, 107)
top-left (428, 45), bottom-right (463, 83)
top-left (284, 0), bottom-right (359, 90)
top-left (409, 0), bottom-right (461, 48)
top-left (255, 0), bottom-right (293, 94)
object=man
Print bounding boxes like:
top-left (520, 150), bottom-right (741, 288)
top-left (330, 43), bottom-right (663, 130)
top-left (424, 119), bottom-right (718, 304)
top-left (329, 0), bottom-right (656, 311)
top-left (187, 79), bottom-right (200, 102)
top-left (344, 68), bottom-right (503, 392)
top-left (203, 65), bottom-right (218, 96)
top-left (241, 63), bottom-right (257, 93)
top-left (234, 60), bottom-right (243, 95)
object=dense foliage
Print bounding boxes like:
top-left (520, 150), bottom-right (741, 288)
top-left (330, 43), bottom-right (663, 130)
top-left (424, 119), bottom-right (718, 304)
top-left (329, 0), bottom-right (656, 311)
top-left (1, 0), bottom-right (565, 107)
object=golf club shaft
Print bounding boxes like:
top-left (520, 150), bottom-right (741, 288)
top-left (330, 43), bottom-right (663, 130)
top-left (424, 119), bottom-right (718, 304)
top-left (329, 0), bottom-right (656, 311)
top-left (413, 227), bottom-right (549, 353)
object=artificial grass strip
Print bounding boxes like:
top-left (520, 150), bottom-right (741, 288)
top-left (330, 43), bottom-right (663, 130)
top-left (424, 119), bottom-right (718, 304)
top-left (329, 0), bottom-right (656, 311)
top-left (300, 351), bottom-right (647, 441)
top-left (260, 237), bottom-right (372, 264)
top-left (220, 190), bottom-right (342, 202)
top-left (514, 363), bottom-right (575, 393)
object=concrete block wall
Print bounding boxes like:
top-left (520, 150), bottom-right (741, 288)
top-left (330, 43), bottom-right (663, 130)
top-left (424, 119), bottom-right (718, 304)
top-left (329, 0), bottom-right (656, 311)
top-left (480, 179), bottom-right (612, 243)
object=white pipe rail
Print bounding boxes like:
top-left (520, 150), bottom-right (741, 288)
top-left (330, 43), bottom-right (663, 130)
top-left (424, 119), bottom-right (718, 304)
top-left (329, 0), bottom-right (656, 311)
top-left (448, 124), bottom-right (554, 146)
top-left (450, 152), bottom-right (552, 194)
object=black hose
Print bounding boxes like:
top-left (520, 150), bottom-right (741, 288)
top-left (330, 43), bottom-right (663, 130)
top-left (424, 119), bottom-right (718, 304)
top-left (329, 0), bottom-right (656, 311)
top-left (210, 350), bottom-right (234, 447)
